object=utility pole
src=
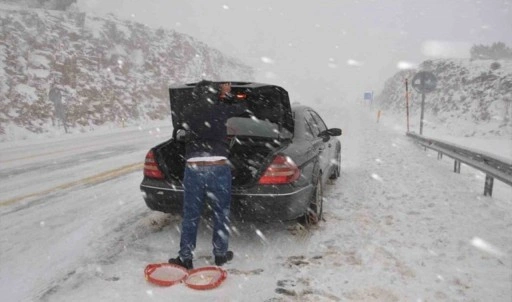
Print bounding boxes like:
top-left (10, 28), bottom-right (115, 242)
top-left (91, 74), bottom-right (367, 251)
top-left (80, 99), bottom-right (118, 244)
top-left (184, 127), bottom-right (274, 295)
top-left (420, 92), bottom-right (426, 135)
top-left (405, 78), bottom-right (410, 133)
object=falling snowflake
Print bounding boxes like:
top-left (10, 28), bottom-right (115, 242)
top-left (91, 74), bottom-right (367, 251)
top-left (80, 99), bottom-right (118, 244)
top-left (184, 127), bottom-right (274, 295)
top-left (261, 57), bottom-right (275, 64)
top-left (255, 229), bottom-right (268, 243)
top-left (347, 59), bottom-right (363, 66)
top-left (397, 61), bottom-right (417, 70)
top-left (471, 237), bottom-right (505, 257)
top-left (371, 173), bottom-right (383, 182)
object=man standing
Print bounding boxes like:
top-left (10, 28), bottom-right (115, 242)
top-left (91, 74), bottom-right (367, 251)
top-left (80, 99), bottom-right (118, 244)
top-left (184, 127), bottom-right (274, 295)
top-left (169, 80), bottom-right (245, 269)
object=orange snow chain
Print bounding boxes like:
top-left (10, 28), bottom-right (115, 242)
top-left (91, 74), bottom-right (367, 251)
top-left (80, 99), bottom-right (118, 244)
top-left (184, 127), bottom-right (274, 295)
top-left (145, 264), bottom-right (228, 290)
top-left (144, 263), bottom-right (188, 287)
top-left (184, 266), bottom-right (228, 290)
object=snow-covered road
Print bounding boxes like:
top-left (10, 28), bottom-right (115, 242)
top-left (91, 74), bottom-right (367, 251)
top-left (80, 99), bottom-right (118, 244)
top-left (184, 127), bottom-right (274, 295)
top-left (1, 125), bottom-right (172, 204)
top-left (1, 106), bottom-right (510, 301)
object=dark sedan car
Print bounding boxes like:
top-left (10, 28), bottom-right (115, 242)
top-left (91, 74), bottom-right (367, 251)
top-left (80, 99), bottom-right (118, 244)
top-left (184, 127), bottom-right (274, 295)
top-left (140, 82), bottom-right (341, 224)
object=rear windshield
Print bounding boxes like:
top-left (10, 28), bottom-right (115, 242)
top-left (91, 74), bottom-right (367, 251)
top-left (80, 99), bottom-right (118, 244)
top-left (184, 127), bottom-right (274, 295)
top-left (226, 117), bottom-right (292, 139)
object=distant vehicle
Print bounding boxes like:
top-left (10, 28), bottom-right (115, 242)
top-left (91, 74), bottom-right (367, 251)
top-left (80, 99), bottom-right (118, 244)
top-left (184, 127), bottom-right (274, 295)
top-left (140, 82), bottom-right (342, 224)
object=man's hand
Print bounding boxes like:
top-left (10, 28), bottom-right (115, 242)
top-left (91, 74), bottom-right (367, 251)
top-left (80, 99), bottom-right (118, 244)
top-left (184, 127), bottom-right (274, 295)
top-left (219, 82), bottom-right (231, 98)
top-left (176, 129), bottom-right (190, 142)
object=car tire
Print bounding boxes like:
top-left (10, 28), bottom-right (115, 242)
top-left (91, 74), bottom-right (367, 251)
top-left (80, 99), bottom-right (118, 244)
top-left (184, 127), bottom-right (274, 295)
top-left (300, 175), bottom-right (323, 226)
top-left (329, 145), bottom-right (341, 180)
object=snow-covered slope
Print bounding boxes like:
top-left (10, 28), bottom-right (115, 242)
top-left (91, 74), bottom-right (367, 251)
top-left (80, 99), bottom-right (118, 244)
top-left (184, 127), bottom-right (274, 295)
top-left (0, 6), bottom-right (254, 139)
top-left (376, 59), bottom-right (512, 138)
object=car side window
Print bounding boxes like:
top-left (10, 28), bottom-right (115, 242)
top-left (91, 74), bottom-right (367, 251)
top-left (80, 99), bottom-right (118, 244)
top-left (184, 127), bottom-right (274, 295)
top-left (304, 122), bottom-right (315, 139)
top-left (310, 111), bottom-right (327, 133)
top-left (305, 111), bottom-right (321, 137)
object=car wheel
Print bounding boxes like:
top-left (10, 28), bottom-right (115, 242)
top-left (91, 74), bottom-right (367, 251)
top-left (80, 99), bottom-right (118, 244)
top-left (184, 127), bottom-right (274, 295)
top-left (301, 175), bottom-right (323, 226)
top-left (329, 145), bottom-right (341, 180)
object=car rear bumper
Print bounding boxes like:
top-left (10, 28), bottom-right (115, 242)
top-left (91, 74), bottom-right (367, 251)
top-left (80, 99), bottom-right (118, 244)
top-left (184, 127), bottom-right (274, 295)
top-left (140, 178), bottom-right (314, 222)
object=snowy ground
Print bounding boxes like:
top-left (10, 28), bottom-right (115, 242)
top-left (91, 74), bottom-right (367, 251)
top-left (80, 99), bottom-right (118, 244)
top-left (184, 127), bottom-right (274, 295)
top-left (1, 103), bottom-right (511, 301)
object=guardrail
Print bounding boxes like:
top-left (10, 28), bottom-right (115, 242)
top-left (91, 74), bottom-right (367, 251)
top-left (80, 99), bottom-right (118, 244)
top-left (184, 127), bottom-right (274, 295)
top-left (406, 132), bottom-right (512, 196)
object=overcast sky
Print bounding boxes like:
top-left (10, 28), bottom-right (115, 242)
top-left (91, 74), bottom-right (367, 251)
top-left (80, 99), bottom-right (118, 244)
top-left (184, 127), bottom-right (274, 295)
top-left (77, 0), bottom-right (512, 104)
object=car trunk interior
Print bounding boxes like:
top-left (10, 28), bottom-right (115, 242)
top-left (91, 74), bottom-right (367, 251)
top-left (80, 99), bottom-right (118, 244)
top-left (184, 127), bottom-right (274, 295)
top-left (155, 138), bottom-right (286, 187)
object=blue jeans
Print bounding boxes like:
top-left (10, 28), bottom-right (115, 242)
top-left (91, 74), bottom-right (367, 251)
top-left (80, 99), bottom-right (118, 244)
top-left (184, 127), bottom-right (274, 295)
top-left (179, 164), bottom-right (231, 260)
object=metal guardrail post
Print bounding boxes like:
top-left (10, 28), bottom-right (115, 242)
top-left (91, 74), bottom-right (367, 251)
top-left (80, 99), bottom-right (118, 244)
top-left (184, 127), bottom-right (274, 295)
top-left (437, 152), bottom-right (443, 160)
top-left (484, 175), bottom-right (494, 196)
top-left (454, 160), bottom-right (461, 173)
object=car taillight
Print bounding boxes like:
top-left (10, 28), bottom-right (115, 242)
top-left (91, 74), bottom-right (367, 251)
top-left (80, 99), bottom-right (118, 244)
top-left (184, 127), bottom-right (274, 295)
top-left (258, 155), bottom-right (300, 185)
top-left (143, 150), bottom-right (165, 180)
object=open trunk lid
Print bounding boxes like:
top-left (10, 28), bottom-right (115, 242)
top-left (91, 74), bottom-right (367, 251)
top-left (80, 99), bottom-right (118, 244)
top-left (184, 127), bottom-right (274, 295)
top-left (168, 82), bottom-right (294, 137)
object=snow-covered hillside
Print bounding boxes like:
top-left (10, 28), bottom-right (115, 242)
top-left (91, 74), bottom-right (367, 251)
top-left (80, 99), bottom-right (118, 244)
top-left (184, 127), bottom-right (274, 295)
top-left (376, 59), bottom-right (512, 138)
top-left (0, 6), bottom-right (254, 139)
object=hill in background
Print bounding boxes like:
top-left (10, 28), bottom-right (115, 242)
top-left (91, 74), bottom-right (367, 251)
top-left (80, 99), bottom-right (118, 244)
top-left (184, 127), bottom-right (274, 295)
top-left (375, 59), bottom-right (512, 138)
top-left (0, 6), bottom-right (254, 140)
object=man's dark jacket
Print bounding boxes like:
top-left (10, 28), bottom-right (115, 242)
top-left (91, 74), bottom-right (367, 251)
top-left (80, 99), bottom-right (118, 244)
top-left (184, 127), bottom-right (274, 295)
top-left (183, 80), bottom-right (246, 159)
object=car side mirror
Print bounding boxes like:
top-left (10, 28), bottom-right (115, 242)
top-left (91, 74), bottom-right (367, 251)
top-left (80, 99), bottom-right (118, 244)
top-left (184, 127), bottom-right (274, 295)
top-left (326, 128), bottom-right (342, 136)
top-left (318, 128), bottom-right (342, 141)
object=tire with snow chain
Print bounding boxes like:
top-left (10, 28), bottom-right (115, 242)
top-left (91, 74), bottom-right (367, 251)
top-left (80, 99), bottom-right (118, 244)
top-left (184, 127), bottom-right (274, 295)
top-left (299, 175), bottom-right (323, 226)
